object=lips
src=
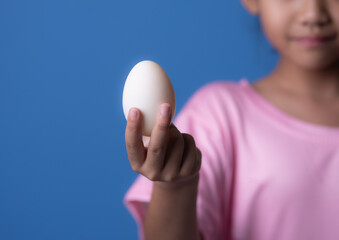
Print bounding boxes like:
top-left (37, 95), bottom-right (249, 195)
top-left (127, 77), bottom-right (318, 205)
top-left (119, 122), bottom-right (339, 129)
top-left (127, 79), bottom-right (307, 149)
top-left (292, 34), bottom-right (337, 47)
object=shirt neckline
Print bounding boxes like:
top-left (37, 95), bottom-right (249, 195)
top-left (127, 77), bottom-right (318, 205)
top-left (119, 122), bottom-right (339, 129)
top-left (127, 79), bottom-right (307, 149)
top-left (239, 78), bottom-right (339, 145)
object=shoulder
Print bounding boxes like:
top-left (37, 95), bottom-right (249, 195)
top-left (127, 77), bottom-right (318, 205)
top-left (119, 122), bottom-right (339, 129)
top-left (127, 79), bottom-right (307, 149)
top-left (192, 80), bottom-right (243, 100)
top-left (173, 79), bottom-right (249, 142)
top-left (176, 80), bottom-right (247, 123)
top-left (185, 80), bottom-right (247, 110)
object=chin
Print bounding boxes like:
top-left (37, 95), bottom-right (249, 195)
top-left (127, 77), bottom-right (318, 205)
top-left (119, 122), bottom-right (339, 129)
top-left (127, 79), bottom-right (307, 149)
top-left (291, 55), bottom-right (339, 72)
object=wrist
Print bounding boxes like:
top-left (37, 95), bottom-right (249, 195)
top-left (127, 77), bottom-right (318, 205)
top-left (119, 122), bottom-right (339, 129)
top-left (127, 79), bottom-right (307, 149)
top-left (153, 173), bottom-right (200, 191)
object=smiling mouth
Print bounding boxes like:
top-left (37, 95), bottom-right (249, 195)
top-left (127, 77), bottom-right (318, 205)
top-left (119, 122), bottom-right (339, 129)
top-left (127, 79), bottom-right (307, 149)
top-left (292, 34), bottom-right (337, 47)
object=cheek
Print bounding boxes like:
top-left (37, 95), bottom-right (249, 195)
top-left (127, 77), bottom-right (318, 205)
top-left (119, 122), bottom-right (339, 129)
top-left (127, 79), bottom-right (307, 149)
top-left (261, 17), bottom-right (286, 51)
top-left (330, 6), bottom-right (339, 33)
top-left (259, 4), bottom-right (290, 51)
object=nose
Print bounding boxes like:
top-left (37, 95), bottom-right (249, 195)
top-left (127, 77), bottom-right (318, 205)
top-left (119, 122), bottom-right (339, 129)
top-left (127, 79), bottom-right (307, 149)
top-left (298, 0), bottom-right (331, 27)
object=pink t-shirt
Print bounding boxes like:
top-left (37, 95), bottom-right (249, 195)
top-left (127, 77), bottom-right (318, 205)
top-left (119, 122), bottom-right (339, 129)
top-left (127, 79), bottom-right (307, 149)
top-left (124, 79), bottom-right (339, 240)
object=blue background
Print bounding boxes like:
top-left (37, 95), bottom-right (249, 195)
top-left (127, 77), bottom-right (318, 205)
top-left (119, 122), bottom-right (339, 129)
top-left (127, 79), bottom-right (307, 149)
top-left (0, 0), bottom-right (278, 239)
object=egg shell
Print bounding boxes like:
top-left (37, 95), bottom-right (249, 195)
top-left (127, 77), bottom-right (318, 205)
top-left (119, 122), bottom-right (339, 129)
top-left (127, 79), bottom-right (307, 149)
top-left (122, 60), bottom-right (176, 136)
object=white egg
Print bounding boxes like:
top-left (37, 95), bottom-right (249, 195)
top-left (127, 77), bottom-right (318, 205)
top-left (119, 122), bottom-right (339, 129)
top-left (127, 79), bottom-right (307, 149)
top-left (122, 60), bottom-right (176, 136)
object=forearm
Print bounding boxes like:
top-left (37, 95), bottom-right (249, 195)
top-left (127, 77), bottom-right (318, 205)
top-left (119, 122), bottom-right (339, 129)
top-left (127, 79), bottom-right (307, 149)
top-left (144, 174), bottom-right (202, 240)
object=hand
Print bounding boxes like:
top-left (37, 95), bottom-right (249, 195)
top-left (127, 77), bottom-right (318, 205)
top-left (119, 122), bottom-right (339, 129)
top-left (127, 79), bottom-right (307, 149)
top-left (125, 103), bottom-right (202, 184)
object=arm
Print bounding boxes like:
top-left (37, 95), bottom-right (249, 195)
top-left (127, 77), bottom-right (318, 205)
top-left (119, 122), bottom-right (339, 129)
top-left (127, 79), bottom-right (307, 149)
top-left (125, 103), bottom-right (203, 240)
top-left (145, 175), bottom-right (202, 240)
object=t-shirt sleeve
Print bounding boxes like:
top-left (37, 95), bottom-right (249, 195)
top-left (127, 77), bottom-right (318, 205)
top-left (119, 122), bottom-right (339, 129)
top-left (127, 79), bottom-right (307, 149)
top-left (124, 82), bottom-right (236, 240)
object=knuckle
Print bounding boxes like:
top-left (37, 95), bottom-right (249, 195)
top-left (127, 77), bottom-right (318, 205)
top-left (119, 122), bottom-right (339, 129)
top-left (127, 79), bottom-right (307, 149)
top-left (181, 160), bottom-right (199, 177)
top-left (181, 167), bottom-right (193, 177)
top-left (182, 133), bottom-right (195, 145)
top-left (164, 172), bottom-right (178, 182)
top-left (147, 171), bottom-right (161, 181)
top-left (130, 164), bottom-right (141, 173)
top-left (169, 123), bottom-right (180, 134)
top-left (125, 139), bottom-right (136, 150)
top-left (148, 146), bottom-right (164, 157)
top-left (157, 120), bottom-right (169, 131)
top-left (125, 131), bottom-right (141, 150)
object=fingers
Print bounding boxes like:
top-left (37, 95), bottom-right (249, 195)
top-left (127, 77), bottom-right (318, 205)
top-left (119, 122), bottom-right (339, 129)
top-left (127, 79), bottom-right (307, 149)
top-left (125, 103), bottom-right (202, 184)
top-left (160, 130), bottom-right (201, 182)
top-left (125, 108), bottom-right (146, 172)
top-left (159, 124), bottom-right (185, 181)
top-left (141, 103), bottom-right (172, 179)
top-left (179, 134), bottom-right (201, 178)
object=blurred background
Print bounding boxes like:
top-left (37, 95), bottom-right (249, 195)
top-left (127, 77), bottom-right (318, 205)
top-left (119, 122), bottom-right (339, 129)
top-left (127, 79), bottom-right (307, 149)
top-left (0, 0), bottom-right (278, 239)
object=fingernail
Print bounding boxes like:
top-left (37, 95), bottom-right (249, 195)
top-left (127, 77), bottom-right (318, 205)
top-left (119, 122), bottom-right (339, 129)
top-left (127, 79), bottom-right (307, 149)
top-left (129, 108), bottom-right (138, 121)
top-left (160, 104), bottom-right (170, 117)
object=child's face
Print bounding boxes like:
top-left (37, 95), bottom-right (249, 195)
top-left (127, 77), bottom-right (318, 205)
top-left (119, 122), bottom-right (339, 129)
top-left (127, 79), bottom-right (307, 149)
top-left (242, 0), bottom-right (339, 70)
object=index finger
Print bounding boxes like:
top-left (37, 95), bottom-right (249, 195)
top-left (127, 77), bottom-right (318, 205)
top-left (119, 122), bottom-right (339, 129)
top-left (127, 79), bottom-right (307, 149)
top-left (142, 103), bottom-right (172, 172)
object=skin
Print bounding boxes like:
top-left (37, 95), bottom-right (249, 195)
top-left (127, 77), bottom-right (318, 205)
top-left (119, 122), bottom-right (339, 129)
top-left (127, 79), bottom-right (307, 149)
top-left (125, 103), bottom-right (203, 240)
top-left (242, 0), bottom-right (339, 127)
top-left (125, 0), bottom-right (339, 239)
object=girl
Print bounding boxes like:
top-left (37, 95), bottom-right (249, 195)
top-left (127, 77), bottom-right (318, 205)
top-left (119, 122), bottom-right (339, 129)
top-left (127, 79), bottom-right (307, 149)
top-left (124, 0), bottom-right (339, 239)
